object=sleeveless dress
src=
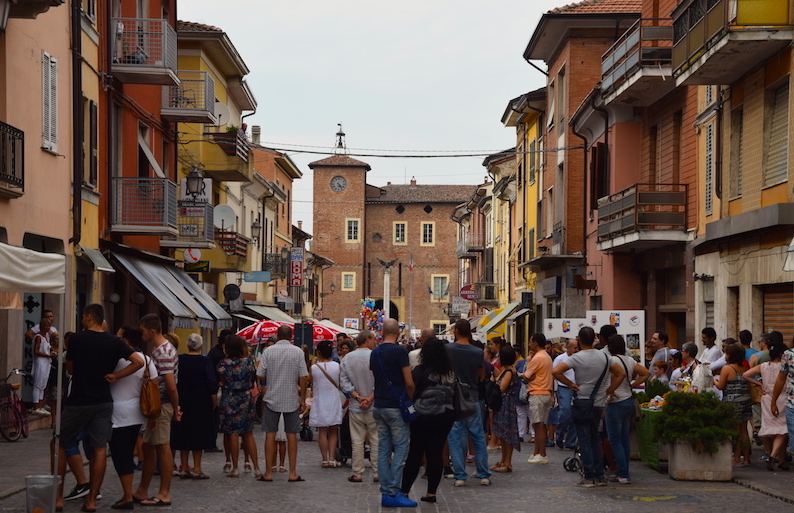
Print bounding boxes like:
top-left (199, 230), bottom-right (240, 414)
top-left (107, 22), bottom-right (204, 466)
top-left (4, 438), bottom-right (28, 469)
top-left (309, 361), bottom-right (343, 427)
top-left (492, 369), bottom-right (521, 451)
top-left (32, 333), bottom-right (51, 403)
top-left (723, 367), bottom-right (752, 422)
top-left (759, 361), bottom-right (787, 436)
top-left (217, 357), bottom-right (256, 434)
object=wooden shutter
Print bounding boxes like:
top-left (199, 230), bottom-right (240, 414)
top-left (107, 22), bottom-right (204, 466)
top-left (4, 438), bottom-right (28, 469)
top-left (42, 51), bottom-right (58, 152)
top-left (764, 82), bottom-right (789, 186)
top-left (763, 283), bottom-right (794, 343)
top-left (730, 108), bottom-right (743, 197)
top-left (705, 123), bottom-right (714, 214)
top-left (89, 100), bottom-right (98, 186)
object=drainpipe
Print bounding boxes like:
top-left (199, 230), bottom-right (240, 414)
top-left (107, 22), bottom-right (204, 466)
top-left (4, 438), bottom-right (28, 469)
top-left (105, 2), bottom-right (114, 240)
top-left (69, 0), bottom-right (83, 246)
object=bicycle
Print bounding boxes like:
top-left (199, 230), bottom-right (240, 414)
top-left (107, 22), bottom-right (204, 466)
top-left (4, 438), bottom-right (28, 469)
top-left (0, 369), bottom-right (29, 442)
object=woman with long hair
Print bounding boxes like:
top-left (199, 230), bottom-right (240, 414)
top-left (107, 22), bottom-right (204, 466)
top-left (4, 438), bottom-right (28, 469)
top-left (715, 343), bottom-right (752, 466)
top-left (490, 346), bottom-right (521, 472)
top-left (309, 340), bottom-right (344, 467)
top-left (216, 335), bottom-right (261, 478)
top-left (400, 337), bottom-right (456, 503)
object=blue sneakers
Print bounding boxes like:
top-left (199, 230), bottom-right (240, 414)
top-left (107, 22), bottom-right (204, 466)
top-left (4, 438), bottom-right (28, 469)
top-left (382, 494), bottom-right (418, 508)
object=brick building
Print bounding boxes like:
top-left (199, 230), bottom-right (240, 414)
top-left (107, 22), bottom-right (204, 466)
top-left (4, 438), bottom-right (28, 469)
top-left (311, 154), bottom-right (474, 332)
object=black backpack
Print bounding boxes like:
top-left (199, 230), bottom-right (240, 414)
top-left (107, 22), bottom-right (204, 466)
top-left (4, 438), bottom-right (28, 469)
top-left (484, 369), bottom-right (511, 412)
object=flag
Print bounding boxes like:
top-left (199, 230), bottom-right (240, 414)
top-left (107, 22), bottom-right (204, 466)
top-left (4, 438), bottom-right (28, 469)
top-left (408, 251), bottom-right (415, 271)
top-left (427, 284), bottom-right (433, 295)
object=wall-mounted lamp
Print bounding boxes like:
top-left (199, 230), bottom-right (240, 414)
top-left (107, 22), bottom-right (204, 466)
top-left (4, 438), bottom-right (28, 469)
top-left (320, 282), bottom-right (336, 297)
top-left (251, 219), bottom-right (261, 245)
top-left (693, 273), bottom-right (714, 282)
top-left (186, 167), bottom-right (205, 197)
top-left (538, 245), bottom-right (550, 253)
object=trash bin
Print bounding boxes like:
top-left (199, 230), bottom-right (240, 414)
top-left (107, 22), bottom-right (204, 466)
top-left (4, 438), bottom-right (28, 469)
top-left (25, 475), bottom-right (58, 513)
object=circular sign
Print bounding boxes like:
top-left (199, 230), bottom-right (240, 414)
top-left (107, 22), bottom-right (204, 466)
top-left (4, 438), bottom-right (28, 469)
top-left (223, 284), bottom-right (241, 301)
top-left (278, 289), bottom-right (289, 299)
top-left (184, 248), bottom-right (202, 263)
top-left (460, 284), bottom-right (478, 301)
top-left (213, 204), bottom-right (236, 229)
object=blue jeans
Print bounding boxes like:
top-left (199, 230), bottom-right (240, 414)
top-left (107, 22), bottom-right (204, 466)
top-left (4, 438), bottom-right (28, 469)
top-left (574, 406), bottom-right (604, 481)
top-left (606, 398), bottom-right (633, 479)
top-left (374, 408), bottom-right (410, 496)
top-left (556, 386), bottom-right (577, 448)
top-left (447, 402), bottom-right (491, 480)
top-left (786, 407), bottom-right (794, 452)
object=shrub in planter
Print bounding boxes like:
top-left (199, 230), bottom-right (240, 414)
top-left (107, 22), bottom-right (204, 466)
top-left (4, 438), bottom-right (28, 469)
top-left (654, 391), bottom-right (738, 454)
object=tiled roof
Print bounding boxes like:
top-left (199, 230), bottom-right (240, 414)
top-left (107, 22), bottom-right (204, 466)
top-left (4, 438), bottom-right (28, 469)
top-left (548, 0), bottom-right (642, 14)
top-left (177, 20), bottom-right (223, 32)
top-left (308, 155), bottom-right (371, 170)
top-left (367, 184), bottom-right (477, 204)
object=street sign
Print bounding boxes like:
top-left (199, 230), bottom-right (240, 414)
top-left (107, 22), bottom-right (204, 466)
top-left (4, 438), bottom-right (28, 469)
top-left (243, 271), bottom-right (272, 282)
top-left (290, 247), bottom-right (304, 287)
top-left (184, 260), bottom-right (210, 273)
top-left (184, 248), bottom-right (202, 263)
top-left (460, 284), bottom-right (479, 301)
top-left (451, 295), bottom-right (469, 314)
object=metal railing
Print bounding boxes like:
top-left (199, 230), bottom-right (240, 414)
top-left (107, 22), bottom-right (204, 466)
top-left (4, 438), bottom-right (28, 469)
top-left (111, 177), bottom-right (177, 232)
top-left (204, 131), bottom-right (250, 163)
top-left (111, 18), bottom-right (177, 72)
top-left (552, 222), bottom-right (565, 246)
top-left (597, 183), bottom-right (688, 241)
top-left (161, 201), bottom-right (214, 246)
top-left (262, 251), bottom-right (289, 276)
top-left (0, 121), bottom-right (24, 191)
top-left (601, 18), bottom-right (673, 94)
top-left (162, 70), bottom-right (215, 122)
top-left (215, 230), bottom-right (250, 258)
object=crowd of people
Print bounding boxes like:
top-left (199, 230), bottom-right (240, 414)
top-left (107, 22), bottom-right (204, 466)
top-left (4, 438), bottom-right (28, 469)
top-left (30, 303), bottom-right (794, 511)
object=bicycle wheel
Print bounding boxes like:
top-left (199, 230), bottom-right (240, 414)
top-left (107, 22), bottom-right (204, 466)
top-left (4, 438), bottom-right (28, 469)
top-left (0, 401), bottom-right (23, 442)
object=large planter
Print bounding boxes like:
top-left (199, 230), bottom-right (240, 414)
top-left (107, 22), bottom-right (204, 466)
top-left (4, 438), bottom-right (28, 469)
top-left (667, 441), bottom-right (732, 481)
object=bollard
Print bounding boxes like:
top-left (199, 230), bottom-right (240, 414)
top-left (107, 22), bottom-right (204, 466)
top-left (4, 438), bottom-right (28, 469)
top-left (25, 475), bottom-right (58, 513)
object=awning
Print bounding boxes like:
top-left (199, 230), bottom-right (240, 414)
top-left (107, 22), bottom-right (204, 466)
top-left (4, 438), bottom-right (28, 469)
top-left (0, 242), bottom-right (66, 293)
top-left (113, 253), bottom-right (209, 329)
top-left (317, 318), bottom-right (359, 336)
top-left (233, 313), bottom-right (260, 323)
top-left (166, 266), bottom-right (232, 329)
top-left (480, 301), bottom-right (522, 334)
top-left (506, 308), bottom-right (532, 322)
top-left (78, 246), bottom-right (115, 273)
top-left (246, 304), bottom-right (295, 323)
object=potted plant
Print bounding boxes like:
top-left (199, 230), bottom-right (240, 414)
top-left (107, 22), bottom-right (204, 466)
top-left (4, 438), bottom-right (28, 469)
top-left (654, 391), bottom-right (738, 481)
top-left (205, 125), bottom-right (241, 156)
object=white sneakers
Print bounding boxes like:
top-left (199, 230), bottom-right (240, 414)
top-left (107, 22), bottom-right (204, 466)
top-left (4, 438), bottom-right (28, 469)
top-left (454, 478), bottom-right (492, 486)
top-left (31, 408), bottom-right (50, 416)
top-left (527, 454), bottom-right (549, 464)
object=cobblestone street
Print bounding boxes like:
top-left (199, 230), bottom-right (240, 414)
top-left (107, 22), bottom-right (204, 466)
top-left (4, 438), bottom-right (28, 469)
top-left (2, 428), bottom-right (792, 513)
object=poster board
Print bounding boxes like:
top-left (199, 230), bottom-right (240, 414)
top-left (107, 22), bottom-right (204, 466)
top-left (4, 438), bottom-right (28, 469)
top-left (344, 318), bottom-right (360, 330)
top-left (543, 310), bottom-right (646, 361)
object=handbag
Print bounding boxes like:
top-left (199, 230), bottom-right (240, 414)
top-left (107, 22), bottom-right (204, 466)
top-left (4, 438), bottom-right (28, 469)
top-left (618, 356), bottom-right (643, 424)
top-left (375, 346), bottom-right (418, 422)
top-left (414, 384), bottom-right (453, 416)
top-left (571, 353), bottom-right (609, 423)
top-left (316, 362), bottom-right (350, 409)
top-left (517, 378), bottom-right (529, 405)
top-left (485, 370), bottom-right (511, 413)
top-left (139, 355), bottom-right (161, 420)
top-left (452, 380), bottom-right (476, 420)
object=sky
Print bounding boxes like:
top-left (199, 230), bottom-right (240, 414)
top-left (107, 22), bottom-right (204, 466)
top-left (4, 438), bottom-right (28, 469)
top-left (179, 0), bottom-right (565, 233)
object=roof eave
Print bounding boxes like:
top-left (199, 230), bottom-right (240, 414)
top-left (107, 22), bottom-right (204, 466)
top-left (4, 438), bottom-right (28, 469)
top-left (523, 13), bottom-right (641, 62)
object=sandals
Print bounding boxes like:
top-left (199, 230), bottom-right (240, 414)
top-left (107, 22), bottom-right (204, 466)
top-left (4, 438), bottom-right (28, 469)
top-left (193, 472), bottom-right (209, 480)
top-left (493, 466), bottom-right (512, 472)
top-left (321, 460), bottom-right (341, 468)
top-left (244, 462), bottom-right (253, 473)
top-left (223, 462), bottom-right (232, 474)
top-left (227, 469), bottom-right (239, 478)
top-left (179, 469), bottom-right (194, 479)
top-left (348, 475), bottom-right (363, 482)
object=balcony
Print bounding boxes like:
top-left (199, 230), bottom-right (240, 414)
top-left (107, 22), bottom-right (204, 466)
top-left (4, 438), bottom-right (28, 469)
top-left (0, 121), bottom-right (24, 198)
top-left (262, 250), bottom-right (289, 277)
top-left (111, 177), bottom-right (177, 236)
top-left (161, 71), bottom-right (216, 124)
top-left (8, 0), bottom-right (64, 19)
top-left (111, 18), bottom-right (179, 86)
top-left (474, 282), bottom-right (498, 307)
top-left (601, 18), bottom-right (675, 106)
top-left (160, 201), bottom-right (216, 249)
top-left (215, 230), bottom-right (250, 258)
top-left (597, 183), bottom-right (689, 252)
top-left (672, 0), bottom-right (794, 85)
top-left (455, 231), bottom-right (484, 259)
top-left (202, 131), bottom-right (253, 182)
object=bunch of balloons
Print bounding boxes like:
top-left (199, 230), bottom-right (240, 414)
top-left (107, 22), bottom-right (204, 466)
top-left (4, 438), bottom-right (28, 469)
top-left (360, 298), bottom-right (384, 333)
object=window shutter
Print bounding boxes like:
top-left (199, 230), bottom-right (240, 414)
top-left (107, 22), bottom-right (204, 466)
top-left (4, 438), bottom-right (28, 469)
top-left (730, 108), bottom-right (743, 197)
top-left (705, 123), bottom-right (714, 215)
top-left (529, 140), bottom-right (536, 183)
top-left (42, 52), bottom-right (58, 152)
top-left (89, 100), bottom-right (98, 186)
top-left (765, 82), bottom-right (789, 186)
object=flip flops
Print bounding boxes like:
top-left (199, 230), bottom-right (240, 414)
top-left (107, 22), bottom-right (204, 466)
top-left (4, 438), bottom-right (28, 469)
top-left (288, 476), bottom-right (306, 482)
top-left (139, 497), bottom-right (172, 507)
top-left (348, 475), bottom-right (363, 482)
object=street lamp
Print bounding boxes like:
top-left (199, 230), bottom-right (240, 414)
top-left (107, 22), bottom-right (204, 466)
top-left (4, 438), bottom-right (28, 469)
top-left (320, 282), bottom-right (336, 298)
top-left (251, 219), bottom-right (261, 245)
top-left (186, 167), bottom-right (205, 197)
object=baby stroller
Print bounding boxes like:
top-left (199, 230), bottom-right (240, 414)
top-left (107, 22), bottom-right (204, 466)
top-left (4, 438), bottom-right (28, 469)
top-left (563, 447), bottom-right (582, 472)
top-left (334, 408), bottom-right (353, 464)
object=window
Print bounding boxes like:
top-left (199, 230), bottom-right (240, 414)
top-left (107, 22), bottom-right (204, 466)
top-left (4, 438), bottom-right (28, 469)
top-left (730, 107), bottom-right (743, 197)
top-left (705, 85), bottom-right (714, 107)
top-left (529, 140), bottom-right (536, 184)
top-left (547, 82), bottom-right (555, 130)
top-left (705, 123), bottom-right (714, 215)
top-left (432, 322), bottom-right (448, 335)
top-left (341, 272), bottom-right (355, 291)
top-left (393, 221), bottom-right (406, 245)
top-left (528, 228), bottom-right (535, 260)
top-left (42, 51), bottom-right (58, 152)
top-left (764, 80), bottom-right (789, 186)
top-left (83, 99), bottom-right (98, 187)
top-left (346, 218), bottom-right (360, 242)
top-left (81, 0), bottom-right (96, 21)
top-left (557, 68), bottom-right (566, 125)
top-left (431, 274), bottom-right (449, 302)
top-left (421, 222), bottom-right (435, 246)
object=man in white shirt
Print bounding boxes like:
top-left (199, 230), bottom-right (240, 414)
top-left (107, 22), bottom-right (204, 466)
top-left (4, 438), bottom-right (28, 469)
top-left (26, 309), bottom-right (58, 343)
top-left (408, 328), bottom-right (435, 370)
top-left (340, 330), bottom-right (379, 483)
top-left (700, 327), bottom-right (722, 364)
top-left (553, 339), bottom-right (579, 450)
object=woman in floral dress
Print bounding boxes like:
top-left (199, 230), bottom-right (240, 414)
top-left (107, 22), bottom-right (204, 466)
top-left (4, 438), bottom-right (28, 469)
top-left (491, 346), bottom-right (521, 471)
top-left (216, 335), bottom-right (261, 478)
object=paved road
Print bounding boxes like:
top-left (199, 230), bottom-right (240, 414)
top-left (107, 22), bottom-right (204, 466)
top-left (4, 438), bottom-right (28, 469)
top-left (1, 429), bottom-right (791, 512)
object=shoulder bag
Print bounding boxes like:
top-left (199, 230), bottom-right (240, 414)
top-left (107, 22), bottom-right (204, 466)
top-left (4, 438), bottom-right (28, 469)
top-left (139, 355), bottom-right (161, 420)
top-left (316, 362), bottom-right (350, 409)
top-left (485, 369), bottom-right (511, 413)
top-left (375, 347), bottom-right (418, 422)
top-left (452, 379), bottom-right (477, 420)
top-left (570, 353), bottom-right (609, 423)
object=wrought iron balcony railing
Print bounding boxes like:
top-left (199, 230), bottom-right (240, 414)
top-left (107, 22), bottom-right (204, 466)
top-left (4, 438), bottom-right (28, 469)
top-left (0, 121), bottom-right (24, 197)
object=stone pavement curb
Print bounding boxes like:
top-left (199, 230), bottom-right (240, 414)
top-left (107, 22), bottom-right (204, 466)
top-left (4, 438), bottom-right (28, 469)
top-left (733, 476), bottom-right (794, 505)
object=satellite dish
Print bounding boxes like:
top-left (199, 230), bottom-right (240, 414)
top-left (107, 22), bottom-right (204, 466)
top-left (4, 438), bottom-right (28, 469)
top-left (223, 283), bottom-right (241, 301)
top-left (213, 102), bottom-right (232, 127)
top-left (213, 204), bottom-right (236, 229)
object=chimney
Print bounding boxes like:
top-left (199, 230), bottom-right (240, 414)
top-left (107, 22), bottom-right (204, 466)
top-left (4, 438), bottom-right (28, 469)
top-left (387, 181), bottom-right (391, 185)
top-left (297, 220), bottom-right (302, 230)
top-left (410, 176), bottom-right (417, 187)
top-left (251, 125), bottom-right (261, 145)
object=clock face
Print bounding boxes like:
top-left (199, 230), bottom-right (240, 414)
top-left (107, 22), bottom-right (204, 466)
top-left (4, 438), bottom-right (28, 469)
top-left (330, 175), bottom-right (347, 192)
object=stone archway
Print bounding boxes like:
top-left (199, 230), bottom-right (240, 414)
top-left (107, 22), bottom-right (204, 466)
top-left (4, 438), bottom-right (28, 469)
top-left (374, 299), bottom-right (400, 322)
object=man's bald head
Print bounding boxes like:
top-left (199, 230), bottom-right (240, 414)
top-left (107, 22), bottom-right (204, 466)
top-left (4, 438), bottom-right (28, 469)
top-left (420, 328), bottom-right (435, 341)
top-left (383, 318), bottom-right (400, 338)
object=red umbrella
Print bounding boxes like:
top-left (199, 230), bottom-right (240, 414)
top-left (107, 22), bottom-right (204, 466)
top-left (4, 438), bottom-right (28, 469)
top-left (237, 320), bottom-right (291, 344)
top-left (311, 323), bottom-right (341, 344)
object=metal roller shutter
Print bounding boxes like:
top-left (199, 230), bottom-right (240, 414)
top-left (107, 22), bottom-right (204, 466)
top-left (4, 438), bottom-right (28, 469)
top-left (763, 283), bottom-right (794, 344)
top-left (764, 82), bottom-right (789, 186)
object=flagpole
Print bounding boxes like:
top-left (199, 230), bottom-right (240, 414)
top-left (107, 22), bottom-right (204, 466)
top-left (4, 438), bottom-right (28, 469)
top-left (409, 251), bottom-right (413, 331)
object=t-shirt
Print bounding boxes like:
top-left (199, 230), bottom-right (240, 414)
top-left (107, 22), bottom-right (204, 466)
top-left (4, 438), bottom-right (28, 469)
top-left (610, 354), bottom-right (636, 402)
top-left (564, 349), bottom-right (612, 408)
top-left (152, 341), bottom-right (179, 404)
top-left (701, 344), bottom-right (722, 365)
top-left (526, 350), bottom-right (553, 395)
top-left (445, 342), bottom-right (484, 401)
top-left (779, 348), bottom-right (794, 409)
top-left (65, 330), bottom-right (134, 406)
top-left (553, 352), bottom-right (576, 386)
top-left (370, 343), bottom-right (410, 409)
top-left (651, 347), bottom-right (677, 378)
top-left (110, 350), bottom-right (158, 428)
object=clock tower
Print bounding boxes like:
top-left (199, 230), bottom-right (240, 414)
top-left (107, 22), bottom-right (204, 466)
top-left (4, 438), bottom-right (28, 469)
top-left (310, 137), bottom-right (371, 325)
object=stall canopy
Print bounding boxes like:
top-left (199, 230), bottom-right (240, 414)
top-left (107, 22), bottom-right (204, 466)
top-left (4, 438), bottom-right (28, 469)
top-left (166, 266), bottom-right (232, 329)
top-left (245, 304), bottom-right (295, 323)
top-left (317, 318), bottom-right (359, 336)
top-left (0, 242), bottom-right (66, 293)
top-left (77, 245), bottom-right (115, 273)
top-left (479, 301), bottom-right (522, 335)
top-left (113, 253), bottom-right (229, 330)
